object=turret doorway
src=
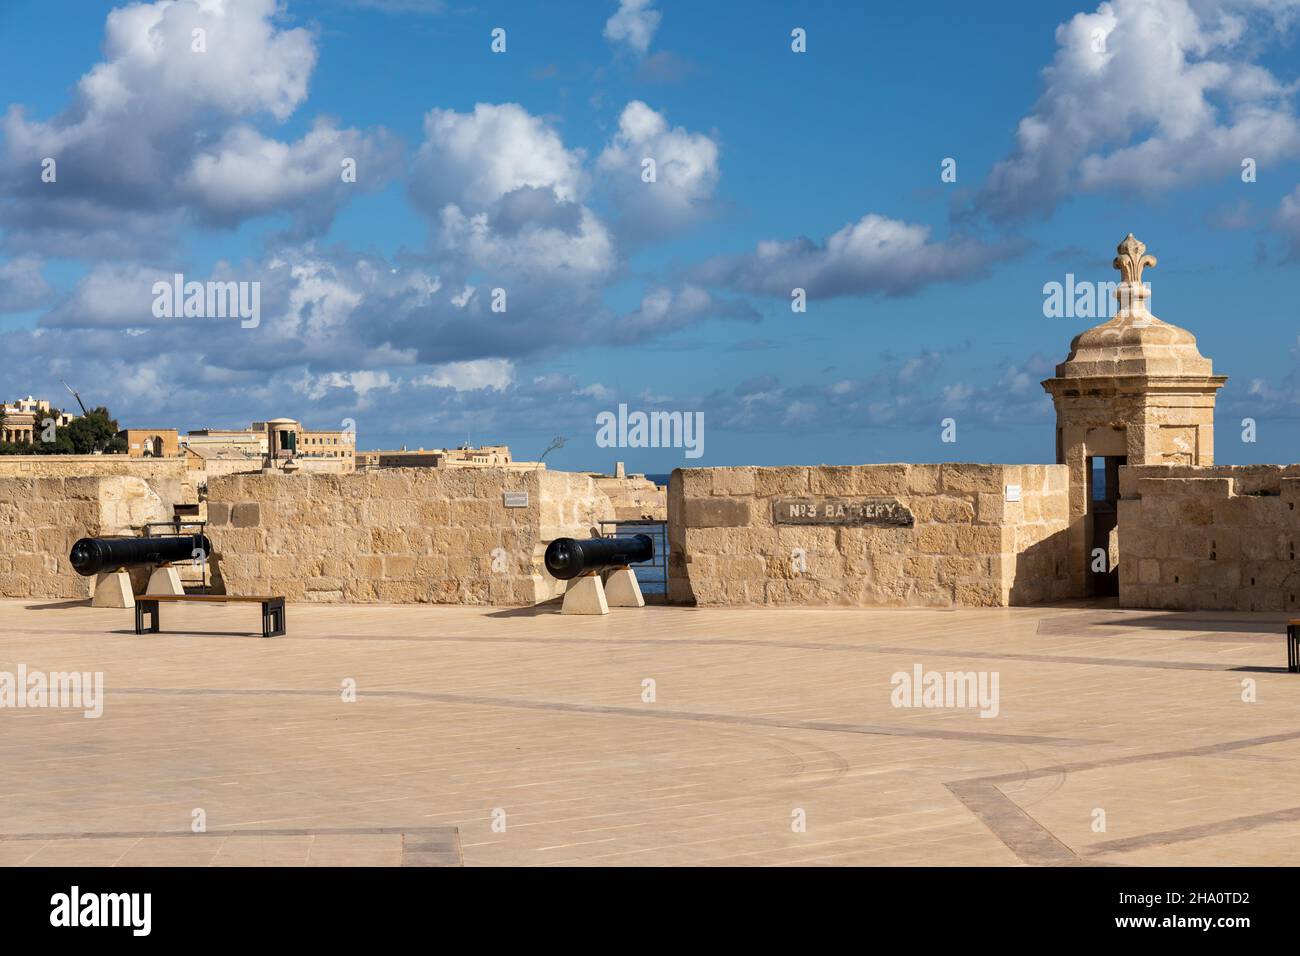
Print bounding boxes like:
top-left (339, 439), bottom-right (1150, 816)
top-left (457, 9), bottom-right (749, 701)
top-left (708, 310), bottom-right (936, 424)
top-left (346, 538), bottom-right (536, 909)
top-left (1088, 455), bottom-right (1124, 596)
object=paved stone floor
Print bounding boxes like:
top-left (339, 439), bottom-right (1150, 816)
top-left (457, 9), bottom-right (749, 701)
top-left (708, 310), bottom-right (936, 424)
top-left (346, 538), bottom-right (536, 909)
top-left (1, 596), bottom-right (1298, 866)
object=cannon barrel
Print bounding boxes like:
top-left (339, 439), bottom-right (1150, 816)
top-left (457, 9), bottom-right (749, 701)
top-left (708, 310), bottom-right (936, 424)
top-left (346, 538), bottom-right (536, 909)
top-left (544, 533), bottom-right (654, 581)
top-left (69, 534), bottom-right (212, 577)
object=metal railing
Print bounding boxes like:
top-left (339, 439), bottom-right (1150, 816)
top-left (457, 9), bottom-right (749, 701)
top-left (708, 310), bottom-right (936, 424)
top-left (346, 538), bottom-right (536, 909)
top-left (598, 519), bottom-right (668, 600)
top-left (142, 519), bottom-right (210, 592)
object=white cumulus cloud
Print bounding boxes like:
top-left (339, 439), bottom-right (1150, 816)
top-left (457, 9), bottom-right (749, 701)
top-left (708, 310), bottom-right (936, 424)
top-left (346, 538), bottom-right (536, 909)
top-left (0, 0), bottom-right (392, 254)
top-left (604, 0), bottom-right (662, 55)
top-left (978, 0), bottom-right (1300, 220)
top-left (696, 214), bottom-right (1014, 299)
top-left (415, 358), bottom-right (516, 391)
top-left (596, 100), bottom-right (720, 240)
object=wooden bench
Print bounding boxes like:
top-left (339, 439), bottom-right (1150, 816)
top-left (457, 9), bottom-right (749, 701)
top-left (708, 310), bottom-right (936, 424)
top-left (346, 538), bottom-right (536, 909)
top-left (1289, 621), bottom-right (1300, 673)
top-left (135, 594), bottom-right (286, 638)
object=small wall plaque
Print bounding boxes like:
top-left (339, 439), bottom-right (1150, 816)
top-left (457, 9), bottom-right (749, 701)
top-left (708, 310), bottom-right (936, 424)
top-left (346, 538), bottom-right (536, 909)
top-left (1005, 485), bottom-right (1021, 502)
top-left (772, 497), bottom-right (914, 527)
top-left (503, 491), bottom-right (529, 508)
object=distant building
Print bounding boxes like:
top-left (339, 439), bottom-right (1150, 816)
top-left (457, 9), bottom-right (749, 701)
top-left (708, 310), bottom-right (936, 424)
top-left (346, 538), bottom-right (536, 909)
top-left (118, 428), bottom-right (180, 458)
top-left (356, 444), bottom-right (540, 471)
top-left (183, 442), bottom-right (266, 478)
top-left (0, 411), bottom-right (35, 445)
top-left (178, 418), bottom-right (354, 472)
top-left (252, 418), bottom-right (353, 464)
top-left (182, 429), bottom-right (268, 457)
top-left (1, 396), bottom-right (77, 444)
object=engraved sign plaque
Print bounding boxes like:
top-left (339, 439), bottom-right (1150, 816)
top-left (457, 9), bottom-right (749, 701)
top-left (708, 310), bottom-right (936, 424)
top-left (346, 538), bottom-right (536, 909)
top-left (772, 497), bottom-right (914, 527)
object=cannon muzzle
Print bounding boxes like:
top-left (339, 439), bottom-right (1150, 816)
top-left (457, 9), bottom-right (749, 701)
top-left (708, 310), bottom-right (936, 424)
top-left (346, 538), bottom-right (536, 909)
top-left (69, 534), bottom-right (213, 577)
top-left (544, 533), bottom-right (654, 581)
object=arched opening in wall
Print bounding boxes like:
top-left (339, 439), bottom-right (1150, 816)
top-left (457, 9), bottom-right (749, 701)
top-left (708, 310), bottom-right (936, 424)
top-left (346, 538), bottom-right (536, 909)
top-left (1088, 454), bottom-right (1125, 596)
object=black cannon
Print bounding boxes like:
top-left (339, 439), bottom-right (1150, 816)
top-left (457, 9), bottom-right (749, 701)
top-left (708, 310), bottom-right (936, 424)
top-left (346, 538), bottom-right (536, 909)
top-left (544, 533), bottom-right (654, 580)
top-left (69, 534), bottom-right (213, 577)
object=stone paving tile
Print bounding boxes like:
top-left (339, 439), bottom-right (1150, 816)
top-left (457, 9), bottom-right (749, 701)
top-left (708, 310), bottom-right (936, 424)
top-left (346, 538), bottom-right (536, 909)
top-left (17, 838), bottom-right (142, 867)
top-left (1, 598), bottom-right (1297, 865)
top-left (115, 837), bottom-right (224, 867)
top-left (0, 844), bottom-right (48, 866)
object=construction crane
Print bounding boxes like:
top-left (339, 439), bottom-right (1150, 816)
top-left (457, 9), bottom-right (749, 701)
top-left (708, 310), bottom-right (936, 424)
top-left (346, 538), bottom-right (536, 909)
top-left (61, 380), bottom-right (89, 417)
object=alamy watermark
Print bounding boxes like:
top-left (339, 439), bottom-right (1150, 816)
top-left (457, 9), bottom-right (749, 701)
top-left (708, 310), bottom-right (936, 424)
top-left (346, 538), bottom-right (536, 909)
top-left (50, 886), bottom-right (150, 936)
top-left (890, 664), bottom-right (999, 718)
top-left (1, 665), bottom-right (103, 718)
top-left (152, 273), bottom-right (260, 328)
top-left (1042, 275), bottom-right (1151, 319)
top-left (596, 403), bottom-right (704, 459)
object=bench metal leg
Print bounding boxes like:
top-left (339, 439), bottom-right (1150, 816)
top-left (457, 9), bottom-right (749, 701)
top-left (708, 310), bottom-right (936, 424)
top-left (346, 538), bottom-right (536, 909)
top-left (262, 599), bottom-right (286, 638)
top-left (1290, 625), bottom-right (1299, 674)
top-left (135, 600), bottom-right (159, 635)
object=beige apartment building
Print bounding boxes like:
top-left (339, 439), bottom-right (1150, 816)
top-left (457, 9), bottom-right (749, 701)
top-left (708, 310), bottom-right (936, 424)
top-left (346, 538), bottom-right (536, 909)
top-left (252, 418), bottom-right (353, 463)
top-left (1, 396), bottom-right (77, 443)
top-left (182, 419), bottom-right (352, 460)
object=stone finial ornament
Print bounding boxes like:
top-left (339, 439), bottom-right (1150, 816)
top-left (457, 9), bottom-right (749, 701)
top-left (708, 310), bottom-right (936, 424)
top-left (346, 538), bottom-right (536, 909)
top-left (1042, 232), bottom-right (1222, 379)
top-left (1113, 232), bottom-right (1155, 285)
top-left (1113, 233), bottom-right (1154, 314)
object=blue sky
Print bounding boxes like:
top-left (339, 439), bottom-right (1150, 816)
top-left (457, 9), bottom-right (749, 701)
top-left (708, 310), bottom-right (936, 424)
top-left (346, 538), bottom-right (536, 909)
top-left (1, 0), bottom-right (1298, 472)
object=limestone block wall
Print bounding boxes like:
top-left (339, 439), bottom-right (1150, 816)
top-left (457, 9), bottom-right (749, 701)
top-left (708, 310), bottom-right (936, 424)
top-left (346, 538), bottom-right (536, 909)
top-left (0, 455), bottom-right (187, 481)
top-left (206, 468), bottom-right (613, 605)
top-left (0, 455), bottom-right (194, 512)
top-left (192, 457), bottom-right (265, 479)
top-left (286, 457), bottom-right (355, 474)
top-left (0, 476), bottom-right (170, 600)
top-left (667, 464), bottom-right (1071, 607)
top-left (1118, 465), bottom-right (1300, 611)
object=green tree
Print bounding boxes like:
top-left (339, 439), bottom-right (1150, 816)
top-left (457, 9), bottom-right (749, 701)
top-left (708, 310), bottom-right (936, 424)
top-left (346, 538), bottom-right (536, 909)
top-left (0, 403), bottom-right (130, 455)
top-left (29, 406), bottom-right (73, 454)
top-left (61, 406), bottom-right (127, 454)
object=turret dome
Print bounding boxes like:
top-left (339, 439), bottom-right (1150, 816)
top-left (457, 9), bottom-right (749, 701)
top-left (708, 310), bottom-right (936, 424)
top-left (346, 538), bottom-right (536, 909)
top-left (1053, 234), bottom-right (1214, 379)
